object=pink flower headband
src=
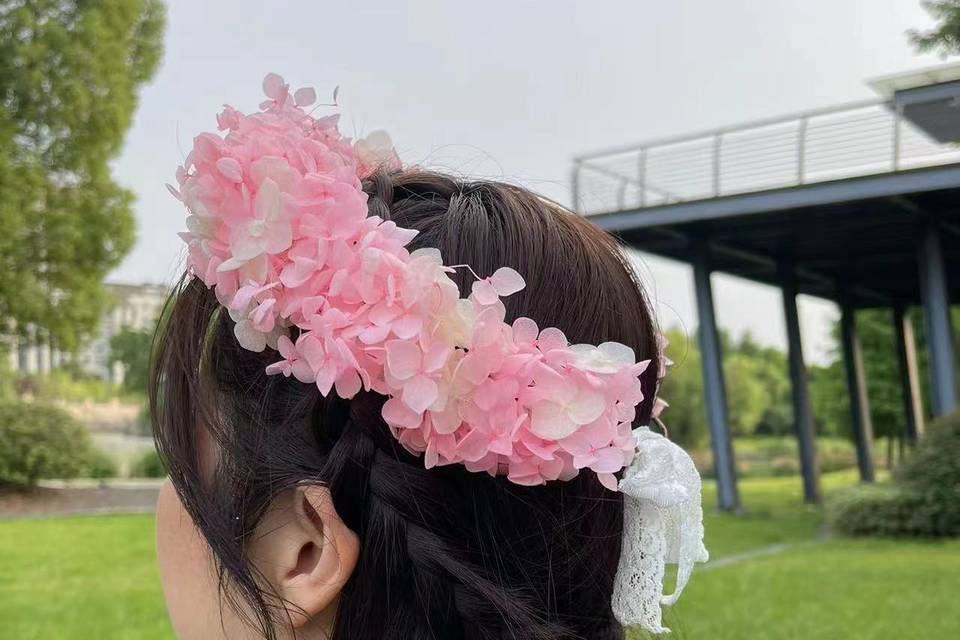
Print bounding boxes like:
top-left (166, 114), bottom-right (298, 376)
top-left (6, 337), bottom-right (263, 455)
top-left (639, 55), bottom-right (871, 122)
top-left (171, 73), bottom-right (705, 631)
top-left (170, 73), bottom-right (652, 489)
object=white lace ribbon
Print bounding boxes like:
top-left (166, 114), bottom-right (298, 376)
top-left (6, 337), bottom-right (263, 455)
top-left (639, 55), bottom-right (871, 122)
top-left (612, 427), bottom-right (709, 634)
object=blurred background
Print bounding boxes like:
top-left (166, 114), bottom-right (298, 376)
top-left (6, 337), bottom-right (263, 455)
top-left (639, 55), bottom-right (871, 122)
top-left (1, 1), bottom-right (958, 638)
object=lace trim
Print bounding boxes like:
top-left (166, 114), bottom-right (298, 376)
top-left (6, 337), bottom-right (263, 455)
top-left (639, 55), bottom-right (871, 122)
top-left (612, 427), bottom-right (709, 634)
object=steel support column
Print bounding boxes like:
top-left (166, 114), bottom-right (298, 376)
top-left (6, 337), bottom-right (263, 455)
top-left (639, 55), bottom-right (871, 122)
top-left (692, 243), bottom-right (739, 511)
top-left (840, 303), bottom-right (876, 482)
top-left (780, 265), bottom-right (821, 503)
top-left (918, 222), bottom-right (958, 417)
top-left (894, 306), bottom-right (925, 443)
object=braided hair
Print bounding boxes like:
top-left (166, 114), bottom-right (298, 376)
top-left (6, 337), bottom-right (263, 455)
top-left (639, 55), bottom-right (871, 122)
top-left (151, 170), bottom-right (661, 639)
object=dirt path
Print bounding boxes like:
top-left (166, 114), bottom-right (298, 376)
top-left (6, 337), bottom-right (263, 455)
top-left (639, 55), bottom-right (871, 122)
top-left (0, 479), bottom-right (163, 520)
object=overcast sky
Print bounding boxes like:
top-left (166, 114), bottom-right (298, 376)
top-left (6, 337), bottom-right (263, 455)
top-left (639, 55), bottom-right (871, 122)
top-left (110, 0), bottom-right (950, 364)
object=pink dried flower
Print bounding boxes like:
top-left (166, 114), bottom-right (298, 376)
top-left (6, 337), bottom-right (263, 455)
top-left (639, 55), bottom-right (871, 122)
top-left (172, 73), bottom-right (655, 487)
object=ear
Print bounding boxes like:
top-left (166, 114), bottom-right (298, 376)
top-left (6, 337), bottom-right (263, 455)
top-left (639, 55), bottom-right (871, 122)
top-left (249, 485), bottom-right (359, 629)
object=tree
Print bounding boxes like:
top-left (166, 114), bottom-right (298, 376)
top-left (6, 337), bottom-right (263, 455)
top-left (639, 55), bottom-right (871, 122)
top-left (109, 326), bottom-right (153, 393)
top-left (658, 327), bottom-right (706, 448)
top-left (0, 1), bottom-right (165, 351)
top-left (908, 0), bottom-right (960, 56)
top-left (724, 352), bottom-right (769, 437)
top-left (657, 327), bottom-right (793, 447)
top-left (807, 308), bottom-right (956, 465)
top-left (736, 332), bottom-right (793, 436)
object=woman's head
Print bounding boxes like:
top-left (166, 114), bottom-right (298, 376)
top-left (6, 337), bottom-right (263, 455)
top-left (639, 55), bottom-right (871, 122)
top-left (153, 169), bottom-right (661, 639)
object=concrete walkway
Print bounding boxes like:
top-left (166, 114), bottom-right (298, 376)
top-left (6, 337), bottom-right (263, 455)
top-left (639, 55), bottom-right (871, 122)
top-left (0, 479), bottom-right (163, 520)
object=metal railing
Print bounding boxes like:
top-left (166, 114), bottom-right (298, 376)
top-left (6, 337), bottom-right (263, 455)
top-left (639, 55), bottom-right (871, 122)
top-left (572, 99), bottom-right (960, 215)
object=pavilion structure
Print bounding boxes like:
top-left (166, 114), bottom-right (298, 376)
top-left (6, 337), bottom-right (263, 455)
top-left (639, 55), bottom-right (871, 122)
top-left (572, 62), bottom-right (960, 510)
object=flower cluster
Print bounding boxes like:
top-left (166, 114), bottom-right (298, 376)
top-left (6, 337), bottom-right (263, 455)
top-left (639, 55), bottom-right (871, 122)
top-left (171, 74), bottom-right (651, 487)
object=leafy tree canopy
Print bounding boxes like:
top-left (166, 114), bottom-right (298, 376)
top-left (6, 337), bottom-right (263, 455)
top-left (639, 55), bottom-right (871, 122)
top-left (0, 0), bottom-right (165, 350)
top-left (908, 0), bottom-right (960, 56)
top-left (109, 325), bottom-right (152, 393)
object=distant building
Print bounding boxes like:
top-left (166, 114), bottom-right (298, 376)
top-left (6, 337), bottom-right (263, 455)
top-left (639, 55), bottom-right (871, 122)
top-left (6, 282), bottom-right (169, 384)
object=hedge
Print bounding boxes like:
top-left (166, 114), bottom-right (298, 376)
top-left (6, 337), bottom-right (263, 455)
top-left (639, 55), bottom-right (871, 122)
top-left (0, 401), bottom-right (116, 487)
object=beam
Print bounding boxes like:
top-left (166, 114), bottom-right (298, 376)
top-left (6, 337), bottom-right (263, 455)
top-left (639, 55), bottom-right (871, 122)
top-left (692, 243), bottom-right (740, 511)
top-left (894, 306), bottom-right (925, 443)
top-left (917, 221), bottom-right (958, 417)
top-left (780, 265), bottom-right (821, 503)
top-left (623, 226), bottom-right (891, 306)
top-left (589, 164), bottom-right (960, 230)
top-left (840, 303), bottom-right (876, 482)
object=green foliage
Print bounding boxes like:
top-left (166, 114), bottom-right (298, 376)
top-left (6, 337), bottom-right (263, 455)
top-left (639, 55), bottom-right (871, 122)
top-left (829, 412), bottom-right (960, 537)
top-left (810, 308), bottom-right (924, 455)
top-left (0, 1), bottom-right (165, 350)
top-left (130, 448), bottom-right (165, 478)
top-left (80, 447), bottom-right (118, 479)
top-left (658, 327), bottom-right (706, 447)
top-left (109, 326), bottom-right (154, 393)
top-left (693, 436), bottom-right (862, 479)
top-left (0, 357), bottom-right (15, 402)
top-left (0, 401), bottom-right (115, 486)
top-left (827, 484), bottom-right (922, 536)
top-left (894, 411), bottom-right (960, 534)
top-left (14, 369), bottom-right (137, 403)
top-left (908, 0), bottom-right (960, 56)
top-left (659, 327), bottom-right (795, 447)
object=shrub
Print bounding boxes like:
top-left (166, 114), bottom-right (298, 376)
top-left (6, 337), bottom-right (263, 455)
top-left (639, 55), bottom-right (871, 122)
top-left (894, 411), bottom-right (960, 535)
top-left (0, 401), bottom-right (115, 487)
top-left (827, 485), bottom-right (920, 536)
top-left (131, 448), bottom-right (166, 478)
top-left (81, 449), bottom-right (118, 480)
top-left (829, 412), bottom-right (960, 538)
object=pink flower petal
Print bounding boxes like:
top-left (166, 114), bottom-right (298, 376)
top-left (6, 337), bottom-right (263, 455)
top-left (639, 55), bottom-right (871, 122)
top-left (530, 401), bottom-right (579, 440)
top-left (384, 340), bottom-right (421, 380)
top-left (590, 447), bottom-right (627, 474)
top-left (335, 369), bottom-right (363, 399)
top-left (568, 389), bottom-right (606, 426)
top-left (216, 157), bottom-right (243, 183)
top-left (597, 472), bottom-right (619, 492)
top-left (391, 313), bottom-right (423, 340)
top-left (262, 73), bottom-right (287, 100)
top-left (402, 375), bottom-right (438, 414)
top-left (294, 87), bottom-right (317, 107)
top-left (456, 428), bottom-right (491, 462)
top-left (382, 397), bottom-right (422, 429)
top-left (490, 267), bottom-right (525, 297)
top-left (537, 327), bottom-right (569, 352)
top-left (359, 323), bottom-right (392, 345)
top-left (471, 279), bottom-right (499, 306)
top-left (512, 317), bottom-right (539, 344)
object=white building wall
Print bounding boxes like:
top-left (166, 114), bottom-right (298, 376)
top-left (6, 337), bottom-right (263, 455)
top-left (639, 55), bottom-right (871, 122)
top-left (6, 283), bottom-right (169, 383)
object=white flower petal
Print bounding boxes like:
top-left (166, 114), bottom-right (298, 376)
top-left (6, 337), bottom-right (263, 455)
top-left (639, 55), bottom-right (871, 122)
top-left (234, 319), bottom-right (267, 352)
top-left (530, 401), bottom-right (580, 440)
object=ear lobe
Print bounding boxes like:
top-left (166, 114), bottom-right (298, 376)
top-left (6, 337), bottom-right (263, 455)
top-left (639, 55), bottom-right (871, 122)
top-left (251, 484), bottom-right (359, 629)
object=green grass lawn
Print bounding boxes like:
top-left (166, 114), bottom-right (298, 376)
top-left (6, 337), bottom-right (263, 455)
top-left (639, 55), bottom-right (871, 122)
top-left (1, 471), bottom-right (957, 639)
top-left (0, 514), bottom-right (172, 640)
top-left (631, 471), bottom-right (960, 639)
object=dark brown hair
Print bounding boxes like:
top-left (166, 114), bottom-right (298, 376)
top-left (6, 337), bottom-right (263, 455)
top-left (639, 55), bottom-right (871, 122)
top-left (150, 169), bottom-right (661, 639)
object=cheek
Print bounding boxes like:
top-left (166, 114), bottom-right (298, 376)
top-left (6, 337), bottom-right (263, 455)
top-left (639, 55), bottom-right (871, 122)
top-left (156, 480), bottom-right (252, 639)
